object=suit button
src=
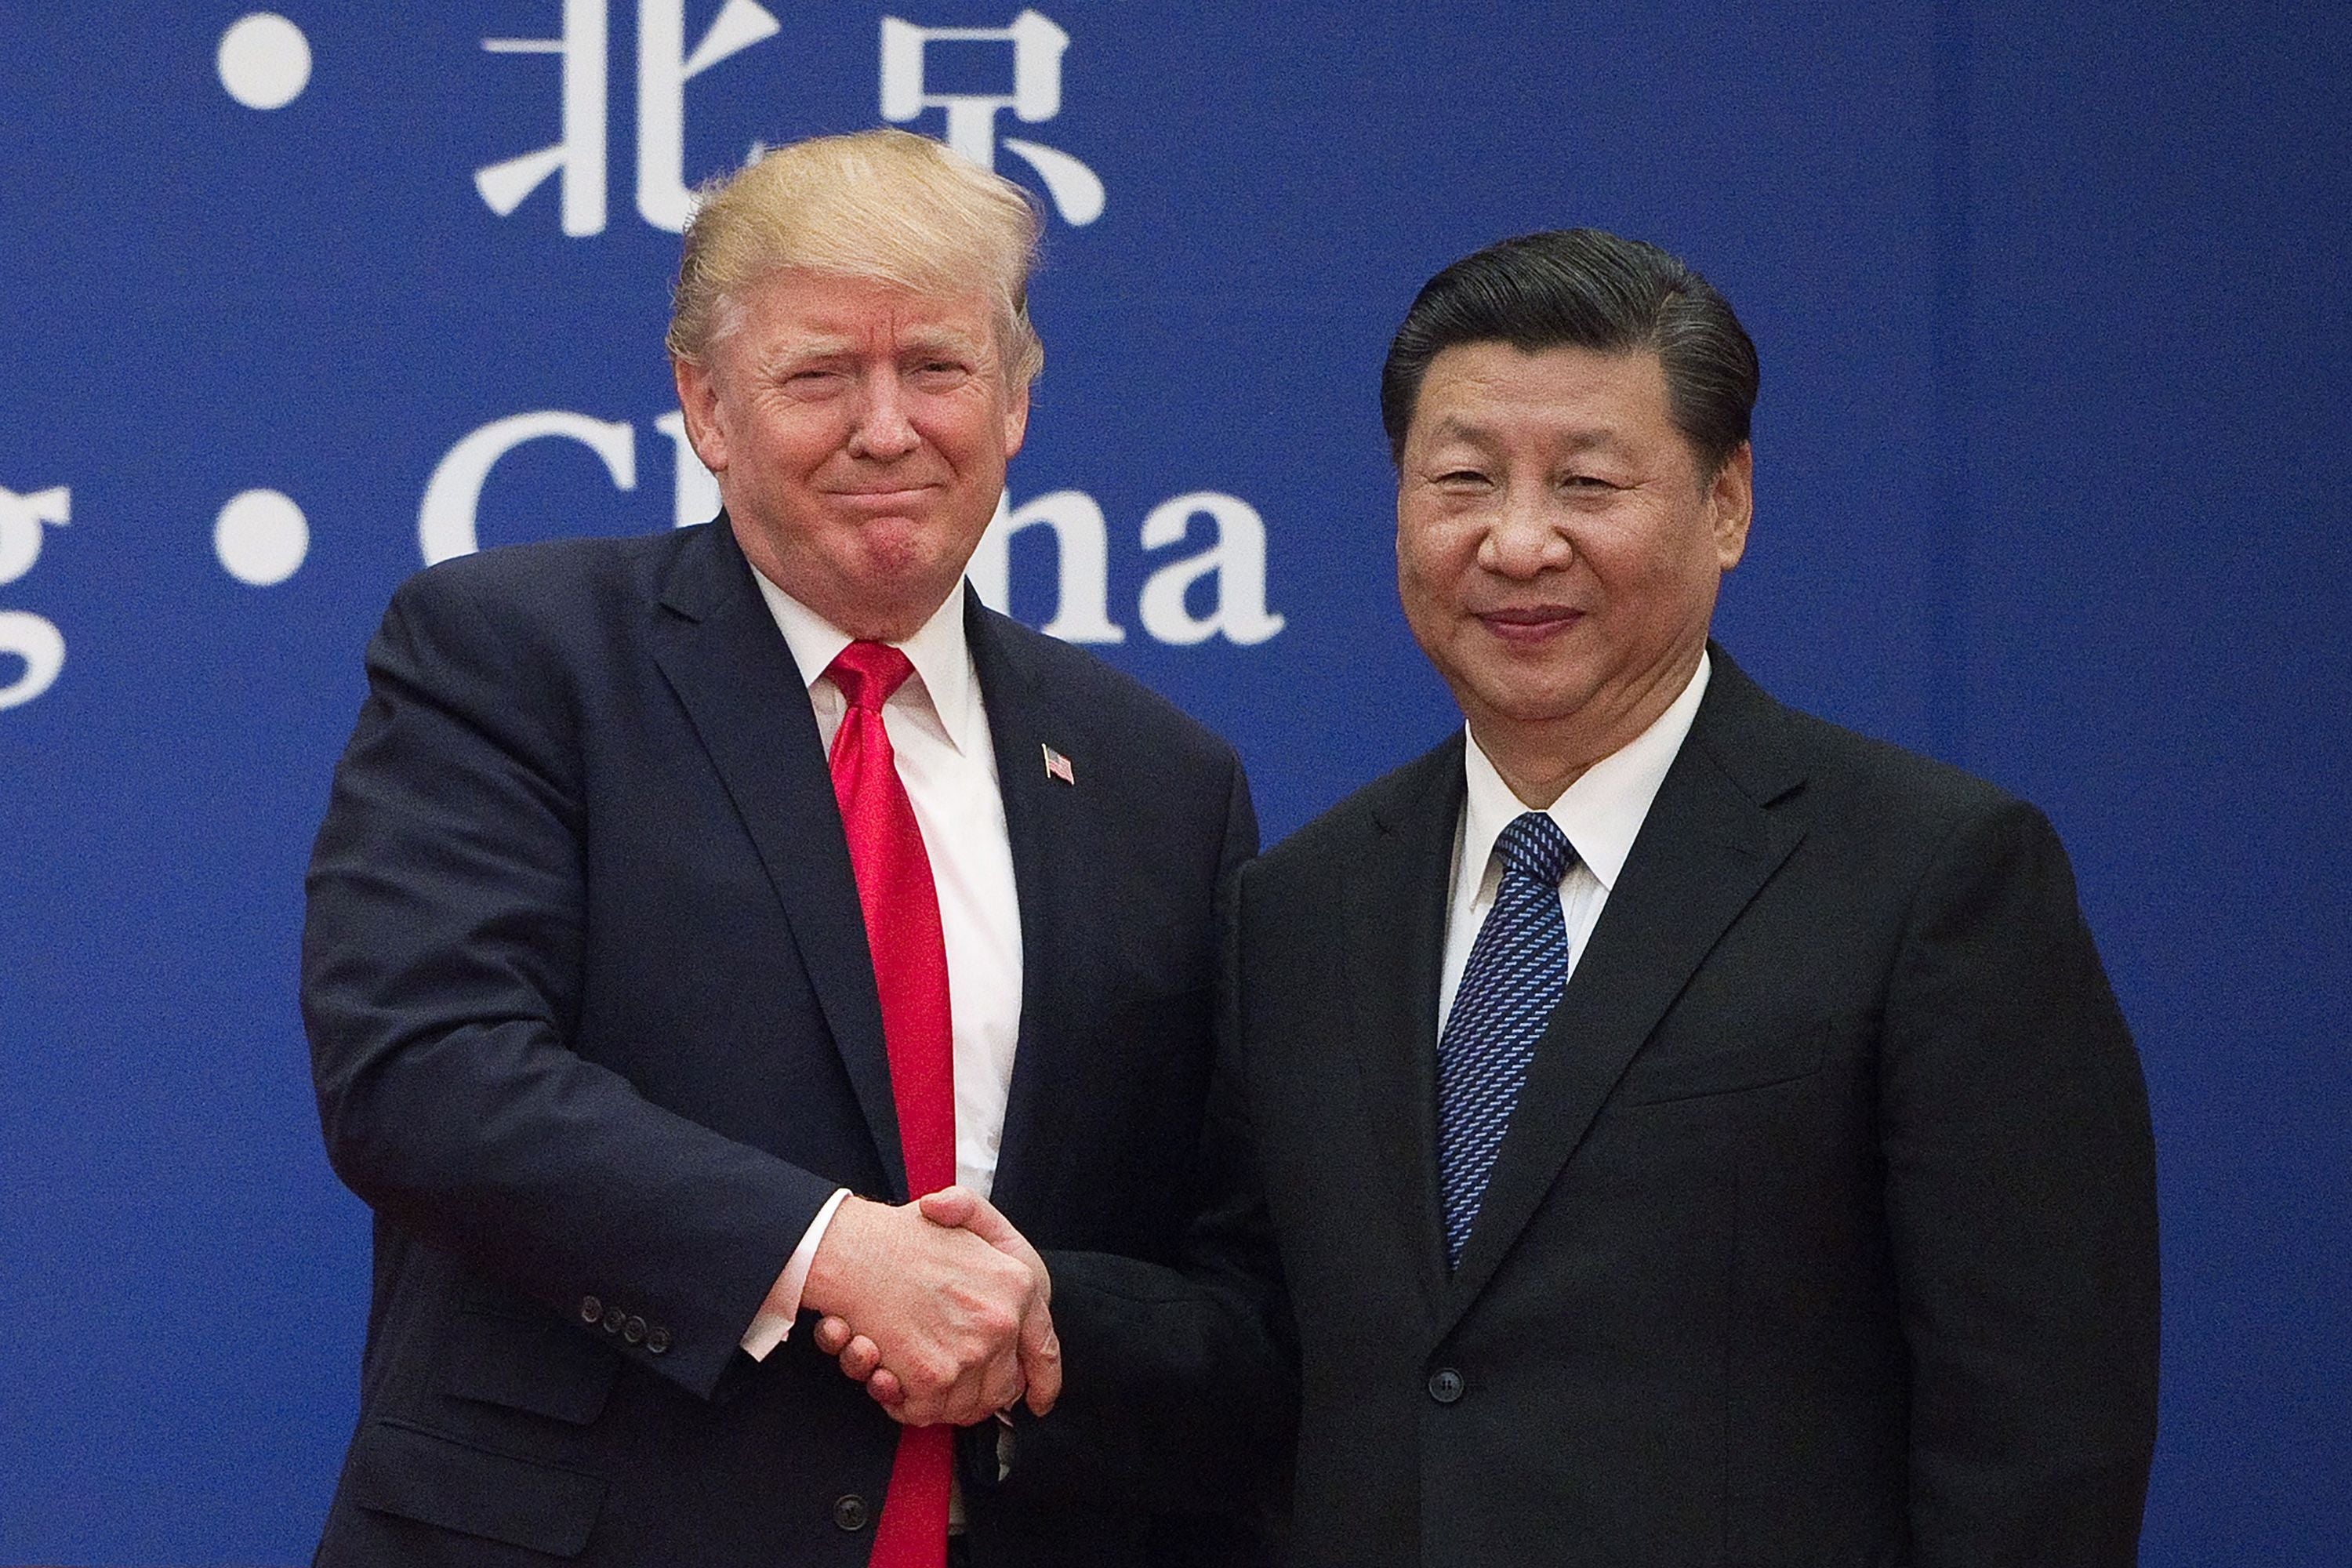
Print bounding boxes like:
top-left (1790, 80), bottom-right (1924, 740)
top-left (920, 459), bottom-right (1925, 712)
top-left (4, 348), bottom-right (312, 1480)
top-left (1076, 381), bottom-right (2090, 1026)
top-left (1428, 1367), bottom-right (1465, 1404)
top-left (603, 1305), bottom-right (626, 1334)
top-left (646, 1325), bottom-right (671, 1355)
top-left (833, 1494), bottom-right (870, 1532)
top-left (579, 1295), bottom-right (602, 1325)
top-left (622, 1315), bottom-right (646, 1345)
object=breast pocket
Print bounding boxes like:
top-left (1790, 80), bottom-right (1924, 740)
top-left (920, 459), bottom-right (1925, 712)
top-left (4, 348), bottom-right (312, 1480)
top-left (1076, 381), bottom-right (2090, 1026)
top-left (1615, 1022), bottom-right (1835, 1105)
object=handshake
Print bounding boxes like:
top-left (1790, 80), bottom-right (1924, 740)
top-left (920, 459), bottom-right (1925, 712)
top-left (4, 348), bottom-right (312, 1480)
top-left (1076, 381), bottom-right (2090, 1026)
top-left (800, 1186), bottom-right (1061, 1428)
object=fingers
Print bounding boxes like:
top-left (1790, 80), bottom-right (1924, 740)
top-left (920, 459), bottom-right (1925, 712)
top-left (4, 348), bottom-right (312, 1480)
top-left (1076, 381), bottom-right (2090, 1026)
top-left (935, 1193), bottom-right (1052, 1414)
top-left (919, 1188), bottom-right (1052, 1314)
top-left (840, 1314), bottom-right (1011, 1424)
top-left (1018, 1298), bottom-right (1062, 1416)
top-left (796, 1192), bottom-right (1051, 1428)
top-left (839, 1334), bottom-right (882, 1383)
top-left (816, 1315), bottom-right (889, 1409)
top-left (976, 1347), bottom-right (1028, 1421)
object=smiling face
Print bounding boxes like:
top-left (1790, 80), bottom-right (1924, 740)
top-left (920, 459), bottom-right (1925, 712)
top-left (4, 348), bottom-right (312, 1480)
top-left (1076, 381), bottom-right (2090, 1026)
top-left (1395, 340), bottom-right (1752, 797)
top-left (673, 270), bottom-right (1029, 641)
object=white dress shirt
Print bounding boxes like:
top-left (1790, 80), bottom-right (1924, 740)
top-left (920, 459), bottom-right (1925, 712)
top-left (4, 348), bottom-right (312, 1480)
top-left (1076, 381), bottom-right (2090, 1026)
top-left (739, 575), bottom-right (1024, 1359)
top-left (1436, 652), bottom-right (1711, 1035)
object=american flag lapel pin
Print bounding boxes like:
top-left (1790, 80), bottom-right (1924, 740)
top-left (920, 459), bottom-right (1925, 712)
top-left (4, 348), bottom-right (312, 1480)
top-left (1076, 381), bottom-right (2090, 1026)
top-left (1041, 743), bottom-right (1075, 786)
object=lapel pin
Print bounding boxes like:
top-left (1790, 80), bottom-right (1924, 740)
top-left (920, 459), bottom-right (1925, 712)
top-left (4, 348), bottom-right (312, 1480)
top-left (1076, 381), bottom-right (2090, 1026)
top-left (1041, 744), bottom-right (1075, 786)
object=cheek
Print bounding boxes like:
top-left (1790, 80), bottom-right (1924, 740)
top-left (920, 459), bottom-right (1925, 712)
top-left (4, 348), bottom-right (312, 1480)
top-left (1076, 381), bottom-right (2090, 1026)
top-left (1583, 516), bottom-right (1704, 596)
top-left (1393, 539), bottom-right (1440, 622)
top-left (1396, 513), bottom-right (1472, 593)
top-left (759, 422), bottom-right (853, 488)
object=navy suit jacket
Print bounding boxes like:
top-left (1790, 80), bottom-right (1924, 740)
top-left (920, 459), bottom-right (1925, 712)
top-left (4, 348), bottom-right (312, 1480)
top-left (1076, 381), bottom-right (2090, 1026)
top-left (303, 517), bottom-right (1265, 1566)
top-left (1054, 647), bottom-right (2158, 1566)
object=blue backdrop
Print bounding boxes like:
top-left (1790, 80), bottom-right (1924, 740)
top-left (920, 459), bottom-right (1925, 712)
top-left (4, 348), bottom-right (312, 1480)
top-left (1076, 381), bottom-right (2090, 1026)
top-left (3, 3), bottom-right (2346, 1561)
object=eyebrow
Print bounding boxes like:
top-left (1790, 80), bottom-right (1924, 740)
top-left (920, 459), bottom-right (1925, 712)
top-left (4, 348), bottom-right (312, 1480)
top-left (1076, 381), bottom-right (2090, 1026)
top-left (763, 327), bottom-right (989, 371)
top-left (898, 325), bottom-right (989, 361)
top-left (760, 335), bottom-right (857, 371)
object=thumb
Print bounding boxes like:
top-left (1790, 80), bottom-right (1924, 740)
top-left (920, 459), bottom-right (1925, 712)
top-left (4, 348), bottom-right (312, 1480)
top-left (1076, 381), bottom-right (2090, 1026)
top-left (1019, 1300), bottom-right (1062, 1417)
top-left (916, 1185), bottom-right (981, 1229)
top-left (920, 1185), bottom-right (1014, 1245)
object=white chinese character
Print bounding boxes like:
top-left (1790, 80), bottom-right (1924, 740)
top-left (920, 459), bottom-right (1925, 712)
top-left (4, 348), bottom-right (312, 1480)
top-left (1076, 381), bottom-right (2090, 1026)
top-left (637, 0), bottom-right (781, 231)
top-left (477, 0), bottom-right (610, 236)
top-left (880, 9), bottom-right (1105, 224)
top-left (0, 483), bottom-right (69, 710)
top-left (475, 2), bottom-right (780, 238)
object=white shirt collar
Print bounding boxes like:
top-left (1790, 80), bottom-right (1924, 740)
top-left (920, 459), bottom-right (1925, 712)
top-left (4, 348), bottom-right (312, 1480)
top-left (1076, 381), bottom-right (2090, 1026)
top-left (748, 569), bottom-right (977, 753)
top-left (1460, 649), bottom-right (1712, 892)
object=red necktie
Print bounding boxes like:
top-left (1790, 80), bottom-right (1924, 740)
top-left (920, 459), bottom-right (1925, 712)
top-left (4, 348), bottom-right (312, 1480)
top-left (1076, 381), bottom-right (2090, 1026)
top-left (825, 641), bottom-right (956, 1568)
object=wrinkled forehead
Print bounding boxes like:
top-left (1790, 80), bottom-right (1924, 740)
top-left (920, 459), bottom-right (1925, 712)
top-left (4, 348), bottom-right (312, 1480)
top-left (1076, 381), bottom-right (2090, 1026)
top-left (712, 269), bottom-right (1007, 357)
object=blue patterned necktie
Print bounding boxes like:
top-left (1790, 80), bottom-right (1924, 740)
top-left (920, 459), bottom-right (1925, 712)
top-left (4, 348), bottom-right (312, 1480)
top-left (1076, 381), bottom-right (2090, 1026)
top-left (1437, 809), bottom-right (1574, 1267)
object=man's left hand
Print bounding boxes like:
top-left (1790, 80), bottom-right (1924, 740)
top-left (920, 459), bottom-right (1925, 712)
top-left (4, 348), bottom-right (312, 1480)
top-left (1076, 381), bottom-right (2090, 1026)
top-left (817, 1185), bottom-right (1060, 1420)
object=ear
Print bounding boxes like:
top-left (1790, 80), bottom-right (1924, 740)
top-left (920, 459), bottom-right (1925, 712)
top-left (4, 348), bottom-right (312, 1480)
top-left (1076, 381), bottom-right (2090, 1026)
top-left (1000, 377), bottom-right (1030, 462)
top-left (671, 357), bottom-right (729, 475)
top-left (1709, 442), bottom-right (1754, 570)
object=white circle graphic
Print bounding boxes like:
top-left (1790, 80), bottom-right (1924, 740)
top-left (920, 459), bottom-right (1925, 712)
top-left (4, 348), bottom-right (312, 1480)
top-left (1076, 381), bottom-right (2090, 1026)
top-left (215, 490), bottom-right (310, 586)
top-left (217, 13), bottom-right (312, 110)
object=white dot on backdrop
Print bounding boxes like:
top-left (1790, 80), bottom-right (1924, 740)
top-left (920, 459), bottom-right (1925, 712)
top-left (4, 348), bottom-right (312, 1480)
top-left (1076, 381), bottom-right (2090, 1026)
top-left (215, 490), bottom-right (310, 586)
top-left (217, 13), bottom-right (312, 110)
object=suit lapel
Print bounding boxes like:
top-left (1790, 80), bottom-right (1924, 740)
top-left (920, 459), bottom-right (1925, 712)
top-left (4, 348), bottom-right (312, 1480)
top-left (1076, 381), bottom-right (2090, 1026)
top-left (1438, 653), bottom-right (1809, 1330)
top-left (1344, 739), bottom-right (1466, 1327)
top-left (647, 521), bottom-right (907, 1197)
top-left (962, 593), bottom-right (1097, 1219)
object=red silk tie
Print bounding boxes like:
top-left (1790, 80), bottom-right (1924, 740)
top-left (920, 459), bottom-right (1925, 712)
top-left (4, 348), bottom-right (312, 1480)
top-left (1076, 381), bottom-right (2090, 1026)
top-left (826, 641), bottom-right (956, 1568)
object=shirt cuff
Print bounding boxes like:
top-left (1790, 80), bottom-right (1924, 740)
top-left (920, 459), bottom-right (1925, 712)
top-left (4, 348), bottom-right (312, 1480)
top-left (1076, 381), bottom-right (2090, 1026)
top-left (740, 1186), bottom-right (852, 1362)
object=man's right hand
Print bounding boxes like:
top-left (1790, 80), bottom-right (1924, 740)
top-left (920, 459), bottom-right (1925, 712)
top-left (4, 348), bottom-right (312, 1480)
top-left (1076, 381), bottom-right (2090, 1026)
top-left (800, 1192), bottom-right (1057, 1427)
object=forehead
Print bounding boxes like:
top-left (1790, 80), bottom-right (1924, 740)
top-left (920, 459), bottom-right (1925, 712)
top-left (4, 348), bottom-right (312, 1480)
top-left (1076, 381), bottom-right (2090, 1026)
top-left (728, 271), bottom-right (997, 351)
top-left (1408, 342), bottom-right (1675, 448)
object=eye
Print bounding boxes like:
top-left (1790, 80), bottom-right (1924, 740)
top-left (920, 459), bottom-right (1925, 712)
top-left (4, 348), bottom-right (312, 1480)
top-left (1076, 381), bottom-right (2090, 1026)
top-left (909, 357), bottom-right (972, 386)
top-left (1431, 468), bottom-right (1493, 490)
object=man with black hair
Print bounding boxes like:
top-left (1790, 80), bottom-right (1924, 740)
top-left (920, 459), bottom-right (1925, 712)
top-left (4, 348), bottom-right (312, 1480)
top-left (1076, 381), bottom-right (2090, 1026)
top-left (895, 229), bottom-right (2158, 1566)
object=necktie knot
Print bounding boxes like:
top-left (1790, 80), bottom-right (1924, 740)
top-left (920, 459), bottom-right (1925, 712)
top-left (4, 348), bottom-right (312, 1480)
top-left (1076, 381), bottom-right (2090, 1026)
top-left (827, 640), bottom-right (915, 713)
top-left (1496, 810), bottom-right (1572, 886)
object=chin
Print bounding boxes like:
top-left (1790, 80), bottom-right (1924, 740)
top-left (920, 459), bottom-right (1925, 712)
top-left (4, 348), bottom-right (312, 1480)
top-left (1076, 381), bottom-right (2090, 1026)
top-left (1463, 669), bottom-right (1602, 724)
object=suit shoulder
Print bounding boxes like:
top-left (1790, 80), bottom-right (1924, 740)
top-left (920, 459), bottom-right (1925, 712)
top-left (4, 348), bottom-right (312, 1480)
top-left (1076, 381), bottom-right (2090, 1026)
top-left (388, 528), bottom-right (686, 628)
top-left (1784, 706), bottom-right (2013, 810)
top-left (361, 532), bottom-right (697, 713)
top-left (1728, 691), bottom-right (2056, 864)
top-left (1251, 735), bottom-right (1460, 883)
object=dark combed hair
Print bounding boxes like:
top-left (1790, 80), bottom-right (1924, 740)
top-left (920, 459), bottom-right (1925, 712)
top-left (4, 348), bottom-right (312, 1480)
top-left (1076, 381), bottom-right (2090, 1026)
top-left (1378, 229), bottom-right (1759, 474)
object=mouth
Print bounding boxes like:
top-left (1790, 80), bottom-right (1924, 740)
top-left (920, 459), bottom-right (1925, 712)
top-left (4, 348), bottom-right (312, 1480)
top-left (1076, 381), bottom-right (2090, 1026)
top-left (827, 485), bottom-right (939, 510)
top-left (1475, 605), bottom-right (1584, 643)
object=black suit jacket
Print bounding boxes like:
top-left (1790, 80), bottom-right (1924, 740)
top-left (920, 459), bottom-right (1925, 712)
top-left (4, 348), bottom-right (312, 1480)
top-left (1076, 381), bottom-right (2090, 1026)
top-left (302, 518), bottom-right (1263, 1566)
top-left (1063, 647), bottom-right (2158, 1567)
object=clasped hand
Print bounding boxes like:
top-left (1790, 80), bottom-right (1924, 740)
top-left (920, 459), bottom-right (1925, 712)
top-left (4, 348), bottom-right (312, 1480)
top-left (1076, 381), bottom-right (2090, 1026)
top-left (803, 1186), bottom-right (1058, 1426)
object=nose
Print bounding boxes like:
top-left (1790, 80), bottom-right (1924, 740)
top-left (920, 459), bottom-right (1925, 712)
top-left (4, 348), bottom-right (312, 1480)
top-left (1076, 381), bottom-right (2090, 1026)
top-left (1478, 487), bottom-right (1573, 579)
top-left (847, 372), bottom-right (920, 461)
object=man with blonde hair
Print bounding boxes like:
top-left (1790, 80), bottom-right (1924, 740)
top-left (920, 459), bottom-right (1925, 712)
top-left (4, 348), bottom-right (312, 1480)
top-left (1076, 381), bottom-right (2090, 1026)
top-left (303, 129), bottom-right (1283, 1567)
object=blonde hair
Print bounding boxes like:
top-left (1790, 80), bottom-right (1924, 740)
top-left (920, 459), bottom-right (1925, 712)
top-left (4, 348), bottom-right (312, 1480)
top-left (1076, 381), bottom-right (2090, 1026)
top-left (666, 128), bottom-right (1044, 387)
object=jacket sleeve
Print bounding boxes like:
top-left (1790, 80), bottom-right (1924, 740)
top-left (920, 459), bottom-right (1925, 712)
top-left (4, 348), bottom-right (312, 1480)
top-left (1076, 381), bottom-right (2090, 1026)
top-left (1014, 754), bottom-right (1301, 1516)
top-left (303, 568), bottom-right (837, 1401)
top-left (1881, 798), bottom-right (2160, 1566)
